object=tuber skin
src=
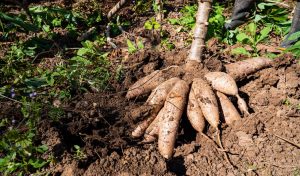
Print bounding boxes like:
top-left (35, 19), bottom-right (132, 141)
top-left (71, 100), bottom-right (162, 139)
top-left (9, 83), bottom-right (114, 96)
top-left (187, 89), bottom-right (206, 133)
top-left (124, 0), bottom-right (272, 160)
top-left (191, 78), bottom-right (219, 129)
top-left (225, 57), bottom-right (273, 81)
top-left (216, 91), bottom-right (241, 125)
top-left (158, 80), bottom-right (189, 159)
top-left (204, 72), bottom-right (249, 115)
top-left (126, 66), bottom-right (183, 99)
top-left (132, 78), bottom-right (180, 138)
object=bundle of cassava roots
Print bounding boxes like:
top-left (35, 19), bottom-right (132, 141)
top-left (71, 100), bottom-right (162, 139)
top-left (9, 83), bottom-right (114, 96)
top-left (124, 1), bottom-right (274, 159)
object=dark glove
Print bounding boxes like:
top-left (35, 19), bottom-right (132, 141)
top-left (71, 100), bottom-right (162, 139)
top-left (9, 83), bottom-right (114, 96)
top-left (280, 1), bottom-right (300, 48)
top-left (225, 0), bottom-right (255, 30)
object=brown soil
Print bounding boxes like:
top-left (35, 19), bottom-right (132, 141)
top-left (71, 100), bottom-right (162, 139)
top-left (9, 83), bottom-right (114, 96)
top-left (36, 49), bottom-right (300, 175)
top-left (1, 1), bottom-right (300, 175)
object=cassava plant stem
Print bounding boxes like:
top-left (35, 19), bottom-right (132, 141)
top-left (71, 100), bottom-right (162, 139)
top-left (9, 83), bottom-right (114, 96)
top-left (107, 0), bottom-right (128, 20)
top-left (187, 0), bottom-right (212, 62)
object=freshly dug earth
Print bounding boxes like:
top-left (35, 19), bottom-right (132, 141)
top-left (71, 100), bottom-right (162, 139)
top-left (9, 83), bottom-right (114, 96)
top-left (1, 1), bottom-right (299, 175)
top-left (37, 51), bottom-right (300, 175)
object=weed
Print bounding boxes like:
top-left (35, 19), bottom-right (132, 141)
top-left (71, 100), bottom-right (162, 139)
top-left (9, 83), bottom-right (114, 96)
top-left (168, 5), bottom-right (197, 31)
top-left (0, 99), bottom-right (49, 175)
top-left (126, 38), bottom-right (144, 54)
top-left (285, 32), bottom-right (300, 57)
top-left (231, 22), bottom-right (272, 56)
top-left (73, 145), bottom-right (87, 160)
top-left (0, 5), bottom-right (114, 175)
top-left (144, 17), bottom-right (161, 30)
top-left (254, 2), bottom-right (290, 36)
top-left (207, 3), bottom-right (225, 40)
top-left (283, 98), bottom-right (291, 106)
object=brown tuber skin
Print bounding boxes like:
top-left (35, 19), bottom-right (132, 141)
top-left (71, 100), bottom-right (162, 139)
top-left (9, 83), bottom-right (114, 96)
top-left (191, 78), bottom-right (219, 129)
top-left (225, 57), bottom-right (273, 81)
top-left (205, 72), bottom-right (249, 115)
top-left (158, 80), bottom-right (189, 159)
top-left (126, 66), bottom-right (183, 99)
top-left (124, 0), bottom-right (274, 159)
top-left (216, 91), bottom-right (241, 125)
top-left (132, 78), bottom-right (180, 138)
top-left (187, 90), bottom-right (206, 133)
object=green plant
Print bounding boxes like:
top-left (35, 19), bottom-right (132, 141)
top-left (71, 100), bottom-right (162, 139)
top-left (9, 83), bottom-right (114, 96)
top-left (254, 2), bottom-right (290, 36)
top-left (48, 106), bottom-right (65, 122)
top-left (133, 0), bottom-right (152, 14)
top-left (168, 5), bottom-right (197, 31)
top-left (207, 3), bottom-right (225, 39)
top-left (231, 22), bottom-right (272, 56)
top-left (144, 17), bottom-right (161, 30)
top-left (0, 99), bottom-right (49, 175)
top-left (29, 6), bottom-right (81, 32)
top-left (283, 98), bottom-right (291, 106)
top-left (126, 38), bottom-right (144, 54)
top-left (293, 168), bottom-right (300, 176)
top-left (285, 31), bottom-right (300, 57)
top-left (73, 145), bottom-right (87, 160)
top-left (115, 64), bottom-right (124, 82)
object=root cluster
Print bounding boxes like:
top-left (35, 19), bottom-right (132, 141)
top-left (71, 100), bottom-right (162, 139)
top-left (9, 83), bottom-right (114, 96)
top-left (127, 58), bottom-right (272, 159)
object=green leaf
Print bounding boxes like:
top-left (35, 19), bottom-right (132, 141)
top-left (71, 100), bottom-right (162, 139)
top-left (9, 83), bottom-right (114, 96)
top-left (15, 138), bottom-right (32, 149)
top-left (137, 39), bottom-right (144, 50)
top-left (70, 56), bottom-right (92, 66)
top-left (287, 31), bottom-right (300, 41)
top-left (286, 40), bottom-right (300, 57)
top-left (254, 14), bottom-right (264, 23)
top-left (258, 2), bottom-right (275, 10)
top-left (247, 23), bottom-right (257, 37)
top-left (36, 145), bottom-right (48, 153)
top-left (0, 118), bottom-right (8, 127)
top-left (42, 25), bottom-right (50, 33)
top-left (153, 21), bottom-right (161, 30)
top-left (29, 158), bottom-right (48, 169)
top-left (168, 18), bottom-right (179, 25)
top-left (74, 145), bottom-right (80, 150)
top-left (144, 20), bottom-right (154, 30)
top-left (231, 47), bottom-right (251, 56)
top-left (257, 26), bottom-right (272, 43)
top-left (52, 18), bottom-right (62, 27)
top-left (77, 48), bottom-right (91, 56)
top-left (126, 39), bottom-right (137, 54)
top-left (0, 12), bottom-right (38, 32)
top-left (236, 33), bottom-right (251, 43)
top-left (144, 18), bottom-right (160, 30)
top-left (24, 77), bottom-right (48, 88)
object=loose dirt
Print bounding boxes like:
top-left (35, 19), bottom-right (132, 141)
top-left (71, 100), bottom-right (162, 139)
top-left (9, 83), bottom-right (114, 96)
top-left (35, 49), bottom-right (300, 175)
top-left (1, 0), bottom-right (300, 175)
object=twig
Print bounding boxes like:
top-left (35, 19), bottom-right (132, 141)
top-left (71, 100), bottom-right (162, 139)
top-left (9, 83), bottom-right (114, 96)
top-left (0, 94), bottom-right (22, 103)
top-left (31, 49), bottom-right (54, 63)
top-left (106, 23), bottom-right (118, 49)
top-left (200, 133), bottom-right (228, 152)
top-left (107, 0), bottom-right (128, 20)
top-left (77, 27), bottom-right (96, 41)
top-left (216, 129), bottom-right (237, 169)
top-left (268, 130), bottom-right (300, 148)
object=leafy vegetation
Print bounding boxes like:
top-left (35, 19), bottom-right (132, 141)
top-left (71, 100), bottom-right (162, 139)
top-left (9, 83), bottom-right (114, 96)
top-left (0, 4), bottom-right (112, 175)
top-left (168, 1), bottom-right (296, 57)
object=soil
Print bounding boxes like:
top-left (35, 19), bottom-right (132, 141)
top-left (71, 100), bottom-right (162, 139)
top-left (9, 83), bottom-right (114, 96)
top-left (36, 50), bottom-right (300, 176)
top-left (1, 0), bottom-right (300, 176)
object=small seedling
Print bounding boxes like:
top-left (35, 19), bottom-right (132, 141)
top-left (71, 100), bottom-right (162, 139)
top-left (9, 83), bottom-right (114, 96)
top-left (73, 145), bottom-right (87, 160)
